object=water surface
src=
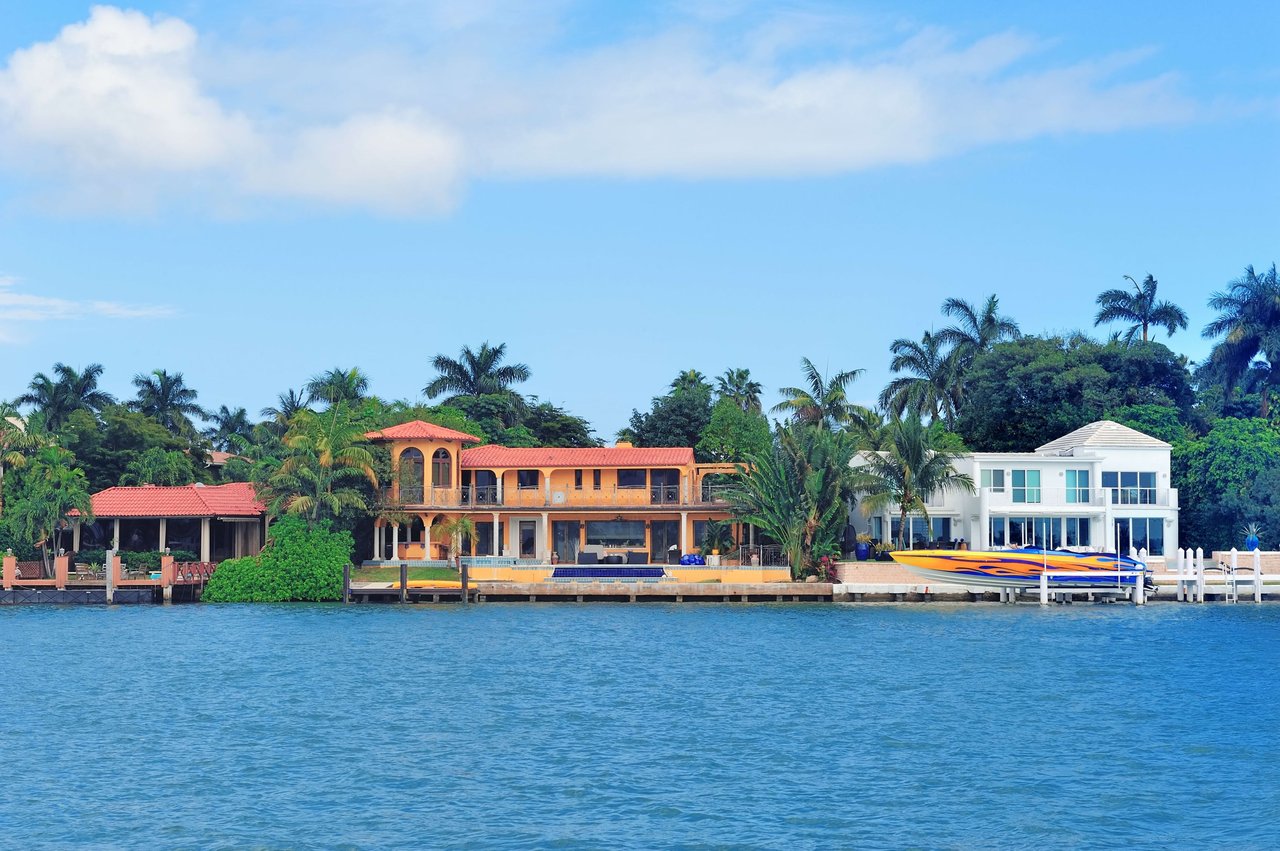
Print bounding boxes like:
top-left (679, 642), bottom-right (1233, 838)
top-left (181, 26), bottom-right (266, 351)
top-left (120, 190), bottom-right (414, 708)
top-left (3, 602), bottom-right (1277, 849)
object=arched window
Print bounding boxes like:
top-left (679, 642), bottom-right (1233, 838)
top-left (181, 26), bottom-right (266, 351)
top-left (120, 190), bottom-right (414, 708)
top-left (432, 448), bottom-right (452, 488)
top-left (399, 448), bottom-right (424, 503)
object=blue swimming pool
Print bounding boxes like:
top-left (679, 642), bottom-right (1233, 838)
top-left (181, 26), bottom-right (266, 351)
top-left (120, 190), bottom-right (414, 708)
top-left (3, 602), bottom-right (1277, 848)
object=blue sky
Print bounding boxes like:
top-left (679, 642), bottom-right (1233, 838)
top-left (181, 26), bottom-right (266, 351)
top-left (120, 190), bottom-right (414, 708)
top-left (1, 1), bottom-right (1277, 437)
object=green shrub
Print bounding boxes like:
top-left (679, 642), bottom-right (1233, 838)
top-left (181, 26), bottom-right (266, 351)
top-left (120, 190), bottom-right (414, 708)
top-left (202, 517), bottom-right (352, 603)
top-left (0, 521), bottom-right (38, 561)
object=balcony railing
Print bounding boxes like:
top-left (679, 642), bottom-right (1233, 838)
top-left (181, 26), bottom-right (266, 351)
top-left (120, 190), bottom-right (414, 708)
top-left (980, 486), bottom-right (1174, 508)
top-left (382, 481), bottom-right (734, 509)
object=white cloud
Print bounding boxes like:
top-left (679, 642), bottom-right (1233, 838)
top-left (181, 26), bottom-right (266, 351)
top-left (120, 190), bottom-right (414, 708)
top-left (0, 3), bottom-right (1198, 216)
top-left (0, 276), bottom-right (173, 344)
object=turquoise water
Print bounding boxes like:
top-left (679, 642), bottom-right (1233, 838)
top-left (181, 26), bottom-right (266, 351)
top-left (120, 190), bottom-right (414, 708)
top-left (3, 603), bottom-right (1278, 849)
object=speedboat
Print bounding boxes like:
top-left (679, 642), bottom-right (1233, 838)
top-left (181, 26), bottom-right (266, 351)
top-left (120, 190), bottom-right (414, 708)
top-left (890, 547), bottom-right (1147, 589)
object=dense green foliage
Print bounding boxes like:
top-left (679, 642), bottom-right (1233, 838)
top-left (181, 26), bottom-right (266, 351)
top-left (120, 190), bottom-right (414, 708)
top-left (955, 337), bottom-right (1193, 451)
top-left (120, 447), bottom-right (198, 486)
top-left (61, 406), bottom-right (197, 491)
top-left (1173, 419), bottom-right (1280, 551)
top-left (697, 398), bottom-right (772, 462)
top-left (628, 381), bottom-right (714, 456)
top-left (202, 517), bottom-right (352, 602)
top-left (3, 446), bottom-right (93, 570)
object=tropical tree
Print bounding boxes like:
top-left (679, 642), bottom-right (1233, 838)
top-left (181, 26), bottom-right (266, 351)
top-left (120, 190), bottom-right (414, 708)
top-left (696, 397), bottom-right (771, 462)
top-left (856, 416), bottom-right (974, 549)
top-left (431, 515), bottom-right (477, 564)
top-left (670, 369), bottom-right (710, 394)
top-left (130, 369), bottom-right (206, 435)
top-left (119, 447), bottom-right (197, 486)
top-left (3, 446), bottom-right (93, 574)
top-left (260, 389), bottom-right (312, 432)
top-left (1094, 274), bottom-right (1189, 344)
top-left (18, 363), bottom-right (115, 431)
top-left (305, 367), bottom-right (370, 408)
top-left (204, 405), bottom-right (253, 452)
top-left (260, 406), bottom-right (378, 526)
top-left (425, 342), bottom-right (531, 402)
top-left (0, 404), bottom-right (46, 515)
top-left (879, 331), bottom-right (961, 427)
top-left (1202, 264), bottom-right (1280, 418)
top-left (772, 357), bottom-right (874, 434)
top-left (628, 378), bottom-right (713, 455)
top-left (936, 295), bottom-right (1021, 362)
top-left (727, 425), bottom-right (856, 578)
top-left (715, 368), bottom-right (763, 414)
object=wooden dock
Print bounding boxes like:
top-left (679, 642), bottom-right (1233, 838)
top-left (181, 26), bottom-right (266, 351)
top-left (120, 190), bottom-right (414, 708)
top-left (345, 577), bottom-right (834, 604)
top-left (2, 553), bottom-right (214, 604)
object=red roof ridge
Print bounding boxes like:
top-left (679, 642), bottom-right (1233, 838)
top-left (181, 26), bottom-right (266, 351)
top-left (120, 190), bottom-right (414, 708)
top-left (364, 420), bottom-right (481, 443)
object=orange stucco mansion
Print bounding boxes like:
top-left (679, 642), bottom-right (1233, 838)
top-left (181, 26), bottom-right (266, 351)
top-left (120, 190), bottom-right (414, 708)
top-left (364, 421), bottom-right (744, 564)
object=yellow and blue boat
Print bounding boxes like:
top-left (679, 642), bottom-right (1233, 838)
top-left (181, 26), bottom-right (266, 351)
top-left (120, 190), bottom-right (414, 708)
top-left (890, 548), bottom-right (1146, 588)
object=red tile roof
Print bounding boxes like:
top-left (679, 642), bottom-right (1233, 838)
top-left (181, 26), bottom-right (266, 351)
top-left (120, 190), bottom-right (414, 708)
top-left (461, 445), bottom-right (694, 469)
top-left (80, 482), bottom-right (265, 518)
top-left (364, 420), bottom-right (481, 443)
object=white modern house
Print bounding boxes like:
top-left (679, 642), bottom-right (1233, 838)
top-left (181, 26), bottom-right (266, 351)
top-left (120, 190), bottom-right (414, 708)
top-left (851, 420), bottom-right (1179, 560)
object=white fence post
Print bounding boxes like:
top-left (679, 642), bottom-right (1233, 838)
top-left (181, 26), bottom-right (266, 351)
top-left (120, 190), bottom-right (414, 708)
top-left (1254, 548), bottom-right (1263, 603)
top-left (1040, 571), bottom-right (1049, 606)
top-left (1176, 548), bottom-right (1186, 602)
top-left (1195, 547), bottom-right (1205, 603)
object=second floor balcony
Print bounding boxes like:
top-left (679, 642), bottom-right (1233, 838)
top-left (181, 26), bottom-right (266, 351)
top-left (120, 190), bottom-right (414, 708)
top-left (978, 486), bottom-right (1177, 509)
top-left (386, 482), bottom-right (735, 510)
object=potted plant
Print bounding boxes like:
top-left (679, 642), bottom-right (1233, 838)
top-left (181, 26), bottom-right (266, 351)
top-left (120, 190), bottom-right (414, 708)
top-left (854, 533), bottom-right (873, 561)
top-left (1243, 522), bottom-right (1263, 552)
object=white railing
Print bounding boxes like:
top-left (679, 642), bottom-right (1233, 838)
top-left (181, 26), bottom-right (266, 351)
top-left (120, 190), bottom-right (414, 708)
top-left (980, 487), bottom-right (1176, 508)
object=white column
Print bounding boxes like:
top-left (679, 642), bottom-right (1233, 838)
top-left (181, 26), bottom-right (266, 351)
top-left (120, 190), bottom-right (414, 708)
top-left (424, 521), bottom-right (432, 560)
top-left (496, 472), bottom-right (504, 505)
top-left (72, 520), bottom-right (81, 552)
top-left (200, 518), bottom-right (211, 563)
top-left (113, 518), bottom-right (121, 550)
top-left (373, 525), bottom-right (381, 561)
top-left (541, 511), bottom-right (550, 561)
top-left (391, 524), bottom-right (400, 560)
top-left (158, 518), bottom-right (168, 552)
top-left (493, 512), bottom-right (501, 556)
top-left (680, 511), bottom-right (689, 554)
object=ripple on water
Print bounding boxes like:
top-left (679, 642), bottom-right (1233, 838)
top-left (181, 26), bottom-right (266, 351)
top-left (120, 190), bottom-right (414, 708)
top-left (2, 602), bottom-right (1279, 849)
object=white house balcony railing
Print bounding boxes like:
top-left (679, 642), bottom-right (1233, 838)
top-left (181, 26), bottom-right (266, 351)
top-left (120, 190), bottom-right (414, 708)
top-left (980, 487), bottom-right (1175, 509)
top-left (383, 483), bottom-right (728, 510)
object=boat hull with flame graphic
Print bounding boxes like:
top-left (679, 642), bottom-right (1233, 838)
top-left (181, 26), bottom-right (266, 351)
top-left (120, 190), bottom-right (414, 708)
top-left (890, 548), bottom-right (1146, 589)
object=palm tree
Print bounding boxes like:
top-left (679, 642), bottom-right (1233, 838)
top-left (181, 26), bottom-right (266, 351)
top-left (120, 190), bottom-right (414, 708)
top-left (425, 342), bottom-right (531, 401)
top-left (772, 357), bottom-right (874, 434)
top-left (261, 389), bottom-right (311, 429)
top-left (878, 332), bottom-right (961, 427)
top-left (1094, 274), bottom-right (1189, 344)
top-left (936, 295), bottom-right (1021, 360)
top-left (131, 369), bottom-right (206, 434)
top-left (715, 368), bottom-right (763, 413)
top-left (726, 425), bottom-right (855, 578)
top-left (18, 363), bottom-right (115, 431)
top-left (856, 416), bottom-right (974, 549)
top-left (262, 406), bottom-right (378, 526)
top-left (431, 515), bottom-right (477, 565)
top-left (670, 369), bottom-right (710, 394)
top-left (0, 403), bottom-right (47, 515)
top-left (204, 406), bottom-right (253, 452)
top-left (305, 367), bottom-right (369, 408)
top-left (1203, 264), bottom-right (1280, 417)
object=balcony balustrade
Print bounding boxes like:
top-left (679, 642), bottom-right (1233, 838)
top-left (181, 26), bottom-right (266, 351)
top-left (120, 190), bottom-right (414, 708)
top-left (980, 486), bottom-right (1174, 508)
top-left (381, 480), bottom-right (734, 509)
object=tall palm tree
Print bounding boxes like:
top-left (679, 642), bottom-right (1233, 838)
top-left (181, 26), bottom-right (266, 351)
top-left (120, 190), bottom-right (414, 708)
top-left (878, 332), bottom-right (961, 427)
top-left (0, 403), bottom-right (47, 515)
top-left (772, 357), bottom-right (874, 434)
top-left (425, 342), bottom-right (531, 401)
top-left (1203, 264), bottom-right (1280, 417)
top-left (130, 369), bottom-right (206, 434)
top-left (856, 415), bottom-right (974, 549)
top-left (1094, 274), bottom-right (1189, 344)
top-left (262, 406), bottom-right (379, 526)
top-left (431, 515), bottom-right (477, 564)
top-left (261, 389), bottom-right (311, 427)
top-left (936, 295), bottom-right (1021, 360)
top-left (715, 368), bottom-right (763, 413)
top-left (670, 369), bottom-right (710, 394)
top-left (305, 367), bottom-right (370, 408)
top-left (18, 363), bottom-right (115, 431)
top-left (204, 405), bottom-right (254, 452)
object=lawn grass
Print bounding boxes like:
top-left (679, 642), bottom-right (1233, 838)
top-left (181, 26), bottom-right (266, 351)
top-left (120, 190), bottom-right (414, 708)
top-left (352, 566), bottom-right (460, 583)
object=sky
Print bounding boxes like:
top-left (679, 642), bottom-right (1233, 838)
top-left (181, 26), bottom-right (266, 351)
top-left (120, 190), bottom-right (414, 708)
top-left (1, 0), bottom-right (1277, 437)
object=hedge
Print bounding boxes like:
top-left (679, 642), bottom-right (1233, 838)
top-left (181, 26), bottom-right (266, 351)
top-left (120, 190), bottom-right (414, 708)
top-left (202, 517), bottom-right (352, 603)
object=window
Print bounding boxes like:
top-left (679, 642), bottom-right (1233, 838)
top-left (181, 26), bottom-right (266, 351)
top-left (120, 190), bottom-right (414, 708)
top-left (1065, 470), bottom-right (1090, 504)
top-left (617, 469), bottom-right (646, 489)
top-left (981, 469), bottom-right (1006, 493)
top-left (1012, 470), bottom-right (1041, 504)
top-left (585, 521), bottom-right (646, 548)
top-left (398, 448), bottom-right (424, 502)
top-left (1117, 517), bottom-right (1164, 556)
top-left (1103, 471), bottom-right (1158, 505)
top-left (871, 517), bottom-right (884, 543)
top-left (574, 469), bottom-right (583, 490)
top-left (430, 448), bottom-right (451, 488)
top-left (474, 522), bottom-right (505, 556)
top-left (932, 518), bottom-right (952, 542)
top-left (989, 517), bottom-right (1006, 547)
top-left (516, 470), bottom-right (540, 489)
top-left (592, 469), bottom-right (602, 490)
top-left (890, 518), bottom-right (931, 546)
top-left (1065, 517), bottom-right (1091, 547)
